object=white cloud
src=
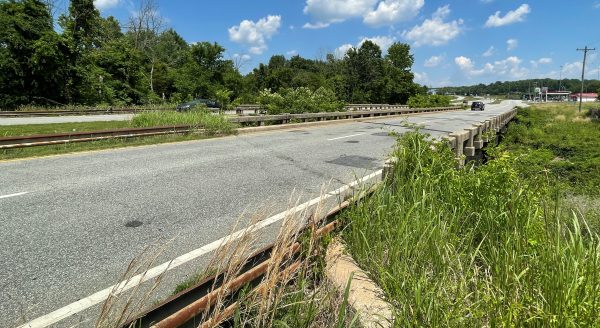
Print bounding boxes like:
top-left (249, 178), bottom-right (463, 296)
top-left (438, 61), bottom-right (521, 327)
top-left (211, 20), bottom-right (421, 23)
top-left (228, 15), bottom-right (281, 55)
top-left (233, 53), bottom-right (251, 61)
top-left (303, 0), bottom-right (424, 28)
top-left (302, 22), bottom-right (330, 29)
top-left (414, 71), bottom-right (428, 84)
top-left (363, 0), bottom-right (424, 27)
top-left (358, 35), bottom-right (396, 53)
top-left (402, 5), bottom-right (463, 47)
top-left (485, 4), bottom-right (530, 27)
top-left (455, 55), bottom-right (528, 78)
top-left (506, 38), bottom-right (518, 51)
top-left (424, 55), bottom-right (444, 67)
top-left (335, 44), bottom-right (354, 59)
top-left (482, 46), bottom-right (495, 57)
top-left (286, 50), bottom-right (298, 56)
top-left (303, 0), bottom-right (377, 26)
top-left (594, 1), bottom-right (600, 8)
top-left (529, 57), bottom-right (551, 68)
top-left (334, 35), bottom-right (396, 59)
top-left (563, 61), bottom-right (583, 77)
top-left (94, 0), bottom-right (120, 10)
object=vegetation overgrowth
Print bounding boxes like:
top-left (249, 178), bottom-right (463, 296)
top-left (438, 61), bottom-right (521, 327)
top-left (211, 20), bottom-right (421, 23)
top-left (1, 0), bottom-right (422, 109)
top-left (131, 108), bottom-right (235, 135)
top-left (257, 87), bottom-right (345, 114)
top-left (406, 94), bottom-right (452, 108)
top-left (342, 131), bottom-right (600, 327)
top-left (500, 103), bottom-right (600, 197)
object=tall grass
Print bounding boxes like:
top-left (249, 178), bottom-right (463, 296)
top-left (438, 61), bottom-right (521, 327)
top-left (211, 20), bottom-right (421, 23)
top-left (342, 132), bottom-right (600, 327)
top-left (130, 109), bottom-right (235, 135)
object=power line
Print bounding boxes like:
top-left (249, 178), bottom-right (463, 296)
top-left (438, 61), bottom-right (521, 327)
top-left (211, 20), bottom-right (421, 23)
top-left (576, 46), bottom-right (595, 112)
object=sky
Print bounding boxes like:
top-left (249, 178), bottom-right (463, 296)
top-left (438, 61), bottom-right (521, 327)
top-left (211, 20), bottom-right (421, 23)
top-left (89, 0), bottom-right (600, 87)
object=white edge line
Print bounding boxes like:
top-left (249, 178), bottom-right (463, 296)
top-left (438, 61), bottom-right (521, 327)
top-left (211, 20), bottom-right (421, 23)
top-left (0, 192), bottom-right (29, 199)
top-left (327, 133), bottom-right (365, 141)
top-left (19, 169), bottom-right (383, 328)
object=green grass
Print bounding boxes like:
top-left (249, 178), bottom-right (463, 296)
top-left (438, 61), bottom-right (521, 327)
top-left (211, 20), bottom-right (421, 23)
top-left (131, 109), bottom-right (235, 135)
top-left (341, 132), bottom-right (600, 327)
top-left (500, 103), bottom-right (600, 196)
top-left (0, 121), bottom-right (132, 137)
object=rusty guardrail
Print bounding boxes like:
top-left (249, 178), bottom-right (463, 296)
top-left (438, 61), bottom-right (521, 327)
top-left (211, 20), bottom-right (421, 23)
top-left (0, 106), bottom-right (462, 149)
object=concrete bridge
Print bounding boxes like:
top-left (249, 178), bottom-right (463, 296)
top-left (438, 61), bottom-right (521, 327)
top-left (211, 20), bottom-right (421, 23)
top-left (0, 100), bottom-right (523, 327)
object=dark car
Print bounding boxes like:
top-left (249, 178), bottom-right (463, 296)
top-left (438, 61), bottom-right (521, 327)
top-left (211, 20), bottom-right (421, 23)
top-left (471, 101), bottom-right (485, 111)
top-left (176, 98), bottom-right (220, 112)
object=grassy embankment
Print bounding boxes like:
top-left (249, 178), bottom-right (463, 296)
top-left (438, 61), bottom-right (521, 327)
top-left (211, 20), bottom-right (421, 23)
top-left (339, 103), bottom-right (600, 326)
top-left (0, 109), bottom-right (235, 160)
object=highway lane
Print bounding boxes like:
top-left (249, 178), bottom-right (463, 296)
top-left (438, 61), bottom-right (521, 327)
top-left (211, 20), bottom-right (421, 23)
top-left (0, 101), bottom-right (522, 327)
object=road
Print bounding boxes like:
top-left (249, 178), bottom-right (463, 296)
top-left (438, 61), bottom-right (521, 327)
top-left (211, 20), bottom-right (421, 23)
top-left (0, 114), bottom-right (134, 126)
top-left (0, 101), bottom-right (523, 327)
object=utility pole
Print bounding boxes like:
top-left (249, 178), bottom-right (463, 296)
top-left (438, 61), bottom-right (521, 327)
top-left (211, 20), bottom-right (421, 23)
top-left (558, 65), bottom-right (563, 91)
top-left (576, 46), bottom-right (595, 112)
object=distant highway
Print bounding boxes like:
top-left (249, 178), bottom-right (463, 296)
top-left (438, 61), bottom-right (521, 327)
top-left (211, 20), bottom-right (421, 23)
top-left (0, 100), bottom-right (524, 327)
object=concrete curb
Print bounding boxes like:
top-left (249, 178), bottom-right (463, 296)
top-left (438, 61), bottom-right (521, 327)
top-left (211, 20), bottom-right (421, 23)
top-left (325, 240), bottom-right (393, 328)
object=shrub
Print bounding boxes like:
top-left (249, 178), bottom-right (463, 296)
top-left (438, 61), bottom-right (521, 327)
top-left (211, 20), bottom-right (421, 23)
top-left (407, 94), bottom-right (452, 108)
top-left (257, 87), bottom-right (345, 114)
top-left (342, 132), bottom-right (600, 326)
top-left (131, 108), bottom-right (234, 135)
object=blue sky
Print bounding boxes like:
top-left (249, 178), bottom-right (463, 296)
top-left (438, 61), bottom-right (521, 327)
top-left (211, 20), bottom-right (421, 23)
top-left (91, 0), bottom-right (600, 87)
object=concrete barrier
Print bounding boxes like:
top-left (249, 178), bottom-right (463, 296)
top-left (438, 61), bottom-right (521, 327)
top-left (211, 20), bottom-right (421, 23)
top-left (447, 108), bottom-right (518, 166)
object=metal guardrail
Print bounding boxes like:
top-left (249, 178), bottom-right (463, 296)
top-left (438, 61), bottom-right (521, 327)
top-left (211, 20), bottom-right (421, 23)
top-left (0, 126), bottom-right (196, 149)
top-left (0, 106), bottom-right (462, 149)
top-left (0, 108), bottom-right (173, 117)
top-left (0, 104), bottom-right (408, 118)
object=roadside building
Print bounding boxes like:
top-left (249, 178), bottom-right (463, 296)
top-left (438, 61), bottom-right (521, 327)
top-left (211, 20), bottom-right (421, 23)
top-left (541, 89), bottom-right (571, 102)
top-left (570, 92), bottom-right (599, 102)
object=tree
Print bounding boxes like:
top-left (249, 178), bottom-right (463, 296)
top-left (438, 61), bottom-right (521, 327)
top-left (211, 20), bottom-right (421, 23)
top-left (127, 0), bottom-right (164, 94)
top-left (0, 0), bottom-right (67, 107)
top-left (215, 88), bottom-right (232, 113)
top-left (384, 42), bottom-right (416, 104)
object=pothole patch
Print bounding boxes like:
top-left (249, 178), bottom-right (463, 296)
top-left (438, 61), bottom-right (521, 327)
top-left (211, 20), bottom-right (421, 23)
top-left (326, 155), bottom-right (378, 169)
top-left (125, 220), bottom-right (143, 228)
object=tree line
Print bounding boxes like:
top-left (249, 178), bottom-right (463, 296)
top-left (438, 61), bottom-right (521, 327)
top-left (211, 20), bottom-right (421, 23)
top-left (0, 0), bottom-right (424, 109)
top-left (438, 78), bottom-right (600, 98)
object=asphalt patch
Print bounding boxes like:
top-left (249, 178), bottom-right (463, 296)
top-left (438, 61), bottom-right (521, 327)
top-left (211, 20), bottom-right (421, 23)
top-left (125, 220), bottom-right (143, 228)
top-left (288, 130), bottom-right (310, 134)
top-left (326, 155), bottom-right (378, 169)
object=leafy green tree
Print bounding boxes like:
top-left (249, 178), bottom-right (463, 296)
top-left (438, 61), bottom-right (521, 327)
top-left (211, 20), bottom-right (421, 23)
top-left (215, 88), bottom-right (232, 113)
top-left (0, 0), bottom-right (67, 107)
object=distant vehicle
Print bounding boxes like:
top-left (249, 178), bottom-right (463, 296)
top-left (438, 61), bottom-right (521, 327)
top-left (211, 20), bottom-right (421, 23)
top-left (471, 101), bottom-right (485, 111)
top-left (176, 99), bottom-right (220, 112)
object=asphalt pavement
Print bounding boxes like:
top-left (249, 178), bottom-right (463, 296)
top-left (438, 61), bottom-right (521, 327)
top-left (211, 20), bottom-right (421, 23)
top-left (0, 101), bottom-right (523, 327)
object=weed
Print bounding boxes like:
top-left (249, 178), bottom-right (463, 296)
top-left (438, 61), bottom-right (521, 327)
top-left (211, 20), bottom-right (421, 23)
top-left (342, 131), bottom-right (600, 327)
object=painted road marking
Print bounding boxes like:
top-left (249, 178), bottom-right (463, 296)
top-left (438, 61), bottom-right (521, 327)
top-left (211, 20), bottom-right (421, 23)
top-left (0, 192), bottom-right (29, 199)
top-left (327, 133), bottom-right (365, 141)
top-left (19, 170), bottom-right (383, 328)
